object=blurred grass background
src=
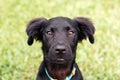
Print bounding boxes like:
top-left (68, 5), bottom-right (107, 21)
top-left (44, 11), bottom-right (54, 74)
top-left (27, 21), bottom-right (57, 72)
top-left (0, 0), bottom-right (120, 80)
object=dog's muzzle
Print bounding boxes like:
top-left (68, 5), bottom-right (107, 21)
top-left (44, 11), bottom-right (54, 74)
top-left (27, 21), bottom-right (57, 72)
top-left (45, 43), bottom-right (74, 64)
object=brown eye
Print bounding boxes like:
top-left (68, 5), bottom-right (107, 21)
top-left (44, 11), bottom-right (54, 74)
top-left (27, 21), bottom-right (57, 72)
top-left (46, 31), bottom-right (53, 35)
top-left (68, 31), bottom-right (74, 35)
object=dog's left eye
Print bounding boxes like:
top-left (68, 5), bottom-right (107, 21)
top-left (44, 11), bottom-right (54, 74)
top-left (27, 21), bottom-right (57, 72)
top-left (68, 31), bottom-right (74, 35)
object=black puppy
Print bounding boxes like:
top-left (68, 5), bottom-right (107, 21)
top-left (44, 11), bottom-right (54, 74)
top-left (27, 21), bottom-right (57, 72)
top-left (26, 17), bottom-right (95, 80)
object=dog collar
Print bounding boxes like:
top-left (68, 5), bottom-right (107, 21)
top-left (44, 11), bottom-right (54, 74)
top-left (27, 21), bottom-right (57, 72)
top-left (45, 66), bottom-right (76, 80)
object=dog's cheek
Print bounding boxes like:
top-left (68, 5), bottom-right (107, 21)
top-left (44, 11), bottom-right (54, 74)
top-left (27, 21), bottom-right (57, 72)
top-left (70, 35), bottom-right (78, 47)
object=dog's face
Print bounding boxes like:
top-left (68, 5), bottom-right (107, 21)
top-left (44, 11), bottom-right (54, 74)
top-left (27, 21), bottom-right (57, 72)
top-left (42, 18), bottom-right (79, 64)
top-left (26, 17), bottom-right (95, 65)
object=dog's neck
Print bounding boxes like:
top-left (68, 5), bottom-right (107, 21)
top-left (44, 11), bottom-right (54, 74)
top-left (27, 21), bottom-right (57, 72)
top-left (46, 63), bottom-right (73, 80)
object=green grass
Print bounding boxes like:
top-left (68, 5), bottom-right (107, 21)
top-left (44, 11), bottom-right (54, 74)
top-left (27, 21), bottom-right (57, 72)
top-left (0, 0), bottom-right (120, 80)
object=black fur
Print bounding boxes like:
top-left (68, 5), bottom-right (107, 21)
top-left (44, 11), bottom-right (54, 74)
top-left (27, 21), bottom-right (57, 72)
top-left (26, 17), bottom-right (95, 80)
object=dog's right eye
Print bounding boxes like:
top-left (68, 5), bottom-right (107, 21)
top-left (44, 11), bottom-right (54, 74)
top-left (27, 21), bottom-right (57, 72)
top-left (46, 31), bottom-right (53, 35)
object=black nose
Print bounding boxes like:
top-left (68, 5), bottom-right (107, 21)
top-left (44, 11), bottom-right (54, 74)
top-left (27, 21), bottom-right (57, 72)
top-left (55, 45), bottom-right (66, 54)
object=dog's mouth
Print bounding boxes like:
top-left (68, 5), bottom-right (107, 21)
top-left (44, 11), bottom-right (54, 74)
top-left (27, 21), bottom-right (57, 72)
top-left (56, 58), bottom-right (65, 63)
top-left (45, 57), bottom-right (72, 64)
top-left (54, 57), bottom-right (74, 64)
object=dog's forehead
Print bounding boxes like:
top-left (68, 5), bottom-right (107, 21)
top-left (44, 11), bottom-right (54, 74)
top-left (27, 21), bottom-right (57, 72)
top-left (47, 17), bottom-right (74, 28)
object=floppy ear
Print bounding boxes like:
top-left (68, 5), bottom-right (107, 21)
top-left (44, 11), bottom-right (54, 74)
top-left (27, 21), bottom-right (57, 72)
top-left (74, 17), bottom-right (95, 43)
top-left (26, 18), bottom-right (47, 45)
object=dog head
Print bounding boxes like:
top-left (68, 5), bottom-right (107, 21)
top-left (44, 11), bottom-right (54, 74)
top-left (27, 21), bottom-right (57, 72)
top-left (26, 17), bottom-right (95, 64)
